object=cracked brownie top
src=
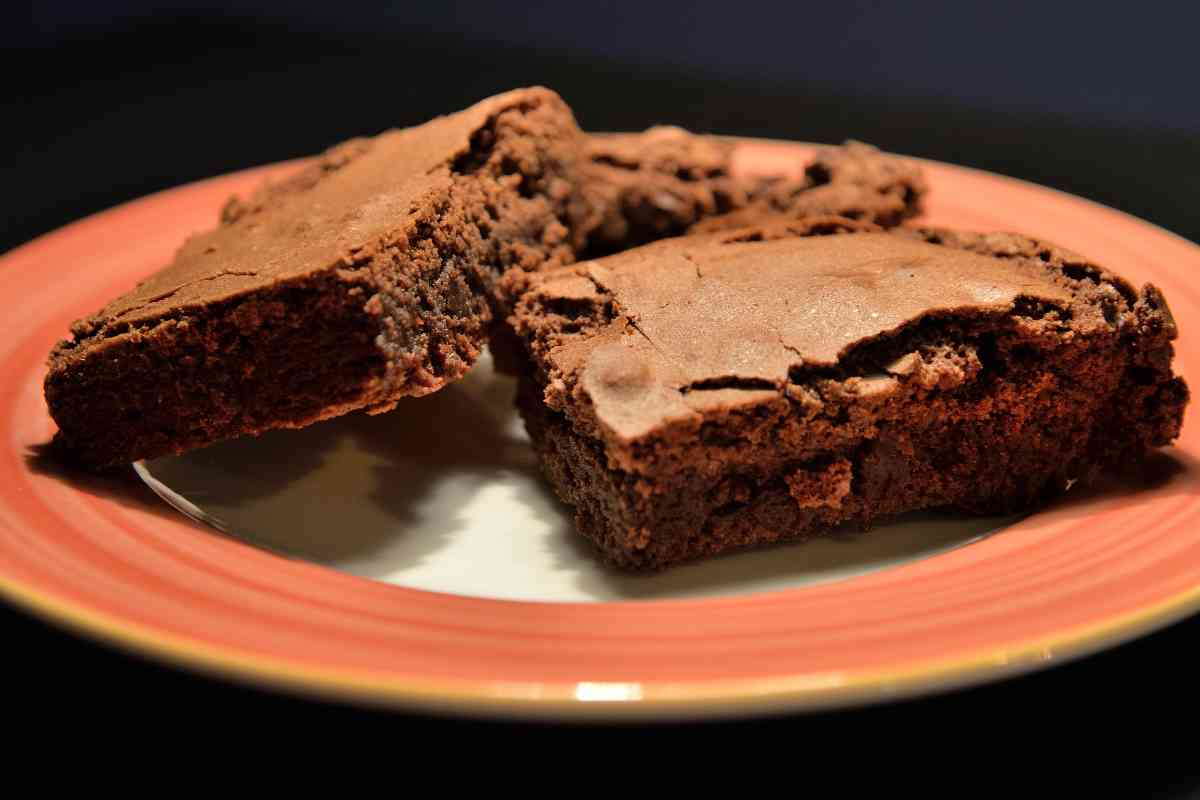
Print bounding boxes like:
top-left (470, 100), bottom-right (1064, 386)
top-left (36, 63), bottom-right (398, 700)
top-left (509, 218), bottom-right (1177, 471)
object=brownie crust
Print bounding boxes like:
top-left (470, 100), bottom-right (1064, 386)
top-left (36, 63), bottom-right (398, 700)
top-left (510, 222), bottom-right (1188, 569)
top-left (46, 87), bottom-right (584, 466)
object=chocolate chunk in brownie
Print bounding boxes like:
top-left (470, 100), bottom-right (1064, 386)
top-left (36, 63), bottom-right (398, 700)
top-left (508, 222), bottom-right (1188, 570)
top-left (575, 130), bottom-right (924, 255)
top-left (46, 87), bottom-right (584, 466)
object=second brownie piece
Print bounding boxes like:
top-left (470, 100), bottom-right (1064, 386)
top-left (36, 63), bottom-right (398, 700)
top-left (509, 221), bottom-right (1188, 569)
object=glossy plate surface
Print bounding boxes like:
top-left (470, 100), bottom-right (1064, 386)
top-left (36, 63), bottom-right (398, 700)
top-left (2, 141), bottom-right (1198, 719)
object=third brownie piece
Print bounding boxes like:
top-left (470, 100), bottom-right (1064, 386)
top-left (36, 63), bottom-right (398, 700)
top-left (575, 129), bottom-right (925, 255)
top-left (509, 221), bottom-right (1188, 569)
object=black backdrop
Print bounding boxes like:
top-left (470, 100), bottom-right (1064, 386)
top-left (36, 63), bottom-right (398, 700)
top-left (5, 3), bottom-right (1200, 784)
top-left (8, 2), bottom-right (1200, 253)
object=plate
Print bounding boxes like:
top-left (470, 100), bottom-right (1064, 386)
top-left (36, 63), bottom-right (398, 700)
top-left (135, 347), bottom-right (1022, 602)
top-left (2, 141), bottom-right (1199, 719)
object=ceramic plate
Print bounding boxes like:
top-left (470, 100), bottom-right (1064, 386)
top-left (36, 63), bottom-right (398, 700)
top-left (2, 141), bottom-right (1199, 720)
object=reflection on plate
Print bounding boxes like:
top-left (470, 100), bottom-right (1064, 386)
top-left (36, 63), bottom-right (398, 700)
top-left (137, 351), bottom-right (1020, 603)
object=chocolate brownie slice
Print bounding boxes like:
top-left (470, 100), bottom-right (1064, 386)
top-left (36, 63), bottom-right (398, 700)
top-left (509, 220), bottom-right (1188, 569)
top-left (46, 87), bottom-right (584, 466)
top-left (575, 130), bottom-right (924, 255)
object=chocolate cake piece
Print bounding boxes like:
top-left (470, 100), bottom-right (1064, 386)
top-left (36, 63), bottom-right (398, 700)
top-left (46, 87), bottom-right (584, 466)
top-left (575, 130), bottom-right (924, 255)
top-left (509, 221), bottom-right (1188, 570)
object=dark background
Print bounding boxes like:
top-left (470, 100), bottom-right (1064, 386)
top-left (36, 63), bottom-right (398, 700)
top-left (7, 1), bottom-right (1200, 253)
top-left (4, 1), bottom-right (1200, 782)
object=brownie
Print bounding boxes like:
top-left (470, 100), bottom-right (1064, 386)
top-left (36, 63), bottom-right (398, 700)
top-left (689, 140), bottom-right (927, 234)
top-left (509, 220), bottom-right (1188, 570)
top-left (46, 92), bottom-right (928, 467)
top-left (46, 87), bottom-right (585, 466)
top-left (574, 130), bottom-right (924, 255)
